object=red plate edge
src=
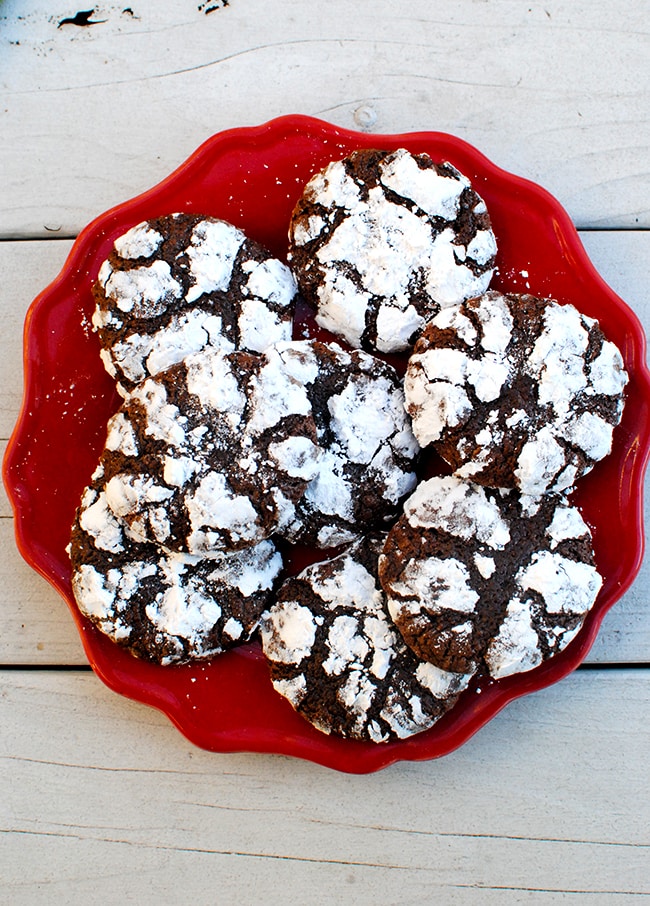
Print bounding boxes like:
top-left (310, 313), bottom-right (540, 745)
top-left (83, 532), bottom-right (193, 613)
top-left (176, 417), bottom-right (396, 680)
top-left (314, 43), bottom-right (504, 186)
top-left (4, 113), bottom-right (650, 774)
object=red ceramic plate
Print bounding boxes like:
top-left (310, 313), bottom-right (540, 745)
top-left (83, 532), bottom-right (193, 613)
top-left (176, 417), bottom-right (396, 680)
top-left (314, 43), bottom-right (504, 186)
top-left (4, 115), bottom-right (650, 773)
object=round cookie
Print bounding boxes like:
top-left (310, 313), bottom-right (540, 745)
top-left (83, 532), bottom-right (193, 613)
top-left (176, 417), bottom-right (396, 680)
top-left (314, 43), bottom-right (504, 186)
top-left (287, 148), bottom-right (497, 354)
top-left (93, 213), bottom-right (297, 395)
top-left (69, 471), bottom-right (283, 665)
top-left (404, 291), bottom-right (628, 495)
top-left (378, 475), bottom-right (603, 679)
top-left (263, 339), bottom-right (420, 548)
top-left (259, 534), bottom-right (471, 742)
top-left (98, 345), bottom-right (321, 554)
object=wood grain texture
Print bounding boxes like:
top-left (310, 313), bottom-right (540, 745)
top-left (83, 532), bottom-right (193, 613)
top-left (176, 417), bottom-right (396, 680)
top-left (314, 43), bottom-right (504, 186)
top-left (1, 0), bottom-right (648, 237)
top-left (1, 5), bottom-right (648, 896)
top-left (1, 668), bottom-right (648, 903)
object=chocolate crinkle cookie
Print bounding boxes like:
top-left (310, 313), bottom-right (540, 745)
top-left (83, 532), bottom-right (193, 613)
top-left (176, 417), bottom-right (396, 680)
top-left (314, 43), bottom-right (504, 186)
top-left (259, 533), bottom-right (471, 742)
top-left (404, 291), bottom-right (628, 495)
top-left (261, 339), bottom-right (420, 548)
top-left (92, 213), bottom-right (297, 395)
top-left (287, 148), bottom-right (497, 354)
top-left (96, 345), bottom-right (321, 554)
top-left (69, 471), bottom-right (283, 665)
top-left (378, 475), bottom-right (603, 679)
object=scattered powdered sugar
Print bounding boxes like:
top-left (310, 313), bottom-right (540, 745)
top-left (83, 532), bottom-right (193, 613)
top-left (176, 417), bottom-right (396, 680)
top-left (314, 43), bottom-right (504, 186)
top-left (101, 260), bottom-right (182, 317)
top-left (185, 219), bottom-right (245, 303)
top-left (263, 600), bottom-right (321, 665)
top-left (113, 222), bottom-right (164, 260)
top-left (546, 503), bottom-right (591, 549)
top-left (485, 598), bottom-right (543, 679)
top-left (388, 556), bottom-right (479, 615)
top-left (517, 551), bottom-right (602, 615)
top-left (78, 486), bottom-right (125, 554)
top-left (379, 149), bottom-right (468, 220)
top-left (405, 476), bottom-right (511, 550)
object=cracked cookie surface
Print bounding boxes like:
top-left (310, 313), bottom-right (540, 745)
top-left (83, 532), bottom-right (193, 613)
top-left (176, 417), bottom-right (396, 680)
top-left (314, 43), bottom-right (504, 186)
top-left (96, 345), bottom-right (321, 554)
top-left (288, 148), bottom-right (496, 354)
top-left (263, 339), bottom-right (420, 548)
top-left (404, 291), bottom-right (628, 495)
top-left (93, 213), bottom-right (297, 395)
top-left (69, 470), bottom-right (283, 665)
top-left (379, 475), bottom-right (603, 679)
top-left (259, 533), bottom-right (471, 741)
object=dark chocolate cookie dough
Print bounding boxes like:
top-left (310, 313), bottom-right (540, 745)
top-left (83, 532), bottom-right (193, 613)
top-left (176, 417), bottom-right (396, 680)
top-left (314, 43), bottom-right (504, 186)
top-left (259, 534), bottom-right (471, 741)
top-left (69, 470), bottom-right (283, 665)
top-left (96, 345), bottom-right (321, 554)
top-left (288, 148), bottom-right (496, 354)
top-left (93, 213), bottom-right (297, 395)
top-left (404, 291), bottom-right (628, 495)
top-left (262, 339), bottom-right (420, 548)
top-left (379, 475), bottom-right (603, 679)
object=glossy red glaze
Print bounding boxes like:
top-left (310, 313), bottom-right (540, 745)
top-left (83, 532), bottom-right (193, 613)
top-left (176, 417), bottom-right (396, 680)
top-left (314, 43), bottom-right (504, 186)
top-left (4, 115), bottom-right (650, 773)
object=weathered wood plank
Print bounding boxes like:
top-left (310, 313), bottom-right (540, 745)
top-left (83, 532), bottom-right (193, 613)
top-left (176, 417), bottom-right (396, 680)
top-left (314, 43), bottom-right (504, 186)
top-left (0, 668), bottom-right (648, 903)
top-left (1, 0), bottom-right (648, 237)
top-left (0, 239), bottom-right (74, 440)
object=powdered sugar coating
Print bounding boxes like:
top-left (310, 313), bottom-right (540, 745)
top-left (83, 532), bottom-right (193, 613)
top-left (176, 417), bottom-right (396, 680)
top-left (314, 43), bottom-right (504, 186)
top-left (260, 534), bottom-right (470, 741)
top-left (69, 475), bottom-right (282, 665)
top-left (379, 475), bottom-right (602, 678)
top-left (97, 345), bottom-right (321, 554)
top-left (263, 339), bottom-right (420, 547)
top-left (405, 291), bottom-right (628, 494)
top-left (288, 148), bottom-right (497, 354)
top-left (93, 213), bottom-right (297, 395)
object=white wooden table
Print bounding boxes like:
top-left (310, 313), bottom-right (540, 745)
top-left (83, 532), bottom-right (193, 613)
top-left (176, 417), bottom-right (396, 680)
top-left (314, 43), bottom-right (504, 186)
top-left (1, 2), bottom-right (649, 901)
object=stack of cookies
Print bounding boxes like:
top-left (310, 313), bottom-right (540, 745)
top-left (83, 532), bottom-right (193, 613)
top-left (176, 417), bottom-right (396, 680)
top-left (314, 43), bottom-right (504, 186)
top-left (70, 148), bottom-right (628, 743)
